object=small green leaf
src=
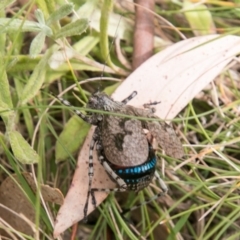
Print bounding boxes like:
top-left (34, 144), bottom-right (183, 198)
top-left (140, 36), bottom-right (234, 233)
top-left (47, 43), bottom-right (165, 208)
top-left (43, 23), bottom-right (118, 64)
top-left (8, 130), bottom-right (40, 164)
top-left (47, 3), bottom-right (74, 25)
top-left (0, 17), bottom-right (52, 36)
top-left (100, 0), bottom-right (114, 68)
top-left (33, 9), bottom-right (53, 36)
top-left (0, 131), bottom-right (5, 154)
top-left (40, 25), bottom-right (52, 36)
top-left (0, 70), bottom-right (13, 109)
top-left (29, 32), bottom-right (46, 58)
top-left (0, 101), bottom-right (11, 116)
top-left (6, 57), bottom-right (18, 70)
top-left (0, 100), bottom-right (13, 128)
top-left (35, 9), bottom-right (45, 25)
top-left (0, 55), bottom-right (13, 121)
top-left (55, 115), bottom-right (90, 162)
top-left (20, 45), bottom-right (58, 105)
top-left (0, 56), bottom-right (13, 109)
top-left (183, 1), bottom-right (215, 36)
top-left (0, 18), bottom-right (42, 34)
top-left (14, 77), bottom-right (34, 137)
top-left (55, 18), bottom-right (88, 39)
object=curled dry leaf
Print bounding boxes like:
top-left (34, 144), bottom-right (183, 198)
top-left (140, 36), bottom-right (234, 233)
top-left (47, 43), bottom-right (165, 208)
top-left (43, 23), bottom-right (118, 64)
top-left (23, 173), bottom-right (64, 205)
top-left (54, 34), bottom-right (240, 236)
top-left (0, 173), bottom-right (63, 237)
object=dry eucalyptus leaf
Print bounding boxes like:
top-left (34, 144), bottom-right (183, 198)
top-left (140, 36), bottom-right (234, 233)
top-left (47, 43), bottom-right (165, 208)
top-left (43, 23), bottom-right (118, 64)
top-left (0, 174), bottom-right (35, 236)
top-left (0, 173), bottom-right (63, 237)
top-left (54, 34), bottom-right (240, 236)
top-left (23, 173), bottom-right (64, 205)
top-left (113, 35), bottom-right (240, 120)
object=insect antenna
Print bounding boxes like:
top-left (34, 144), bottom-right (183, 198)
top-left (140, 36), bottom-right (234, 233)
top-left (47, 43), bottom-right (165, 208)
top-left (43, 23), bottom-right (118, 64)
top-left (121, 91), bottom-right (137, 104)
top-left (98, 16), bottom-right (123, 92)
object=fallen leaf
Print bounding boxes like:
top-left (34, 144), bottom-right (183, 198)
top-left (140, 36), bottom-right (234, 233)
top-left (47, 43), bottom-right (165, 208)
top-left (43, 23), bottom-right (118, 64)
top-left (23, 173), bottom-right (64, 205)
top-left (0, 173), bottom-right (63, 237)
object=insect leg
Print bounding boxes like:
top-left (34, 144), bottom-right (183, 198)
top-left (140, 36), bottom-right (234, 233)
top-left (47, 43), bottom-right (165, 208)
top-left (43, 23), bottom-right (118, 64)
top-left (88, 143), bottom-right (128, 199)
top-left (96, 143), bottom-right (128, 190)
top-left (142, 100), bottom-right (161, 114)
top-left (52, 93), bottom-right (98, 125)
top-left (121, 91), bottom-right (137, 104)
top-left (143, 101), bottom-right (161, 108)
top-left (154, 170), bottom-right (168, 193)
top-left (121, 170), bottom-right (167, 216)
top-left (89, 157), bottom-right (128, 211)
top-left (83, 128), bottom-right (99, 222)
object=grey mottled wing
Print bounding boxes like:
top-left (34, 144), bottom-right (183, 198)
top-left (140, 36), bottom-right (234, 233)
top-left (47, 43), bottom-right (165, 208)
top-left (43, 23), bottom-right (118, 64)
top-left (146, 121), bottom-right (184, 158)
top-left (125, 105), bottom-right (184, 159)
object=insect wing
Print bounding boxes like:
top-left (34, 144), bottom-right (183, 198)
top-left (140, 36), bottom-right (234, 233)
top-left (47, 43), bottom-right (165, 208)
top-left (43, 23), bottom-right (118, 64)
top-left (124, 105), bottom-right (183, 159)
top-left (146, 121), bottom-right (184, 159)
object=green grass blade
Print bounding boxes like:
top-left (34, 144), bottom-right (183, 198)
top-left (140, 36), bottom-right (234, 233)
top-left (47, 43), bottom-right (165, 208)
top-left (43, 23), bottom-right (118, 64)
top-left (20, 45), bottom-right (58, 105)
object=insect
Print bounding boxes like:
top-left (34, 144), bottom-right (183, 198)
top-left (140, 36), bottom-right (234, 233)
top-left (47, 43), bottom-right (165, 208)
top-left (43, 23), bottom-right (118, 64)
top-left (55, 90), bottom-right (184, 221)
